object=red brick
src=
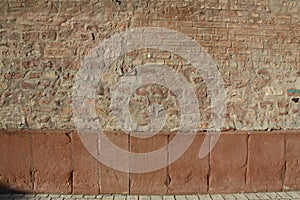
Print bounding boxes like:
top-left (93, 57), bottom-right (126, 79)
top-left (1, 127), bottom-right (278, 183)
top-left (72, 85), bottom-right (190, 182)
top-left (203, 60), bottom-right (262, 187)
top-left (246, 131), bottom-right (285, 192)
top-left (100, 131), bottom-right (129, 194)
top-left (181, 27), bottom-right (198, 35)
top-left (130, 133), bottom-right (168, 194)
top-left (44, 48), bottom-right (72, 59)
top-left (22, 81), bottom-right (35, 89)
top-left (168, 133), bottom-right (209, 194)
top-left (176, 21), bottom-right (193, 27)
top-left (21, 60), bottom-right (36, 69)
top-left (210, 132), bottom-right (247, 193)
top-left (284, 131), bottom-right (300, 190)
top-left (0, 130), bottom-right (31, 193)
top-left (71, 131), bottom-right (99, 194)
top-left (32, 130), bottom-right (72, 194)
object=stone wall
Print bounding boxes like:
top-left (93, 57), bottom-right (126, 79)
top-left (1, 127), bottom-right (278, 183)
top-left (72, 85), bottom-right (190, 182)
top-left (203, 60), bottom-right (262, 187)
top-left (0, 0), bottom-right (299, 195)
top-left (0, 0), bottom-right (299, 131)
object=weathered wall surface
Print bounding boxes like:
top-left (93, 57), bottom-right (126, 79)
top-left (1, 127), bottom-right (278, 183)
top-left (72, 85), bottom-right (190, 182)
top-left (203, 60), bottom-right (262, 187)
top-left (0, 0), bottom-right (300, 195)
top-left (0, 0), bottom-right (299, 131)
top-left (1, 130), bottom-right (300, 194)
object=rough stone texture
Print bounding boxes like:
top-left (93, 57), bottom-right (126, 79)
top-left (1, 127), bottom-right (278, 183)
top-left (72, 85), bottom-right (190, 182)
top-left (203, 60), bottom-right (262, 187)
top-left (130, 134), bottom-right (168, 194)
top-left (0, 0), bottom-right (299, 132)
top-left (0, 130), bottom-right (31, 193)
top-left (71, 131), bottom-right (100, 194)
top-left (32, 130), bottom-right (72, 194)
top-left (285, 131), bottom-right (300, 191)
top-left (168, 134), bottom-right (209, 194)
top-left (100, 132), bottom-right (129, 194)
top-left (246, 131), bottom-right (285, 192)
top-left (209, 132), bottom-right (248, 193)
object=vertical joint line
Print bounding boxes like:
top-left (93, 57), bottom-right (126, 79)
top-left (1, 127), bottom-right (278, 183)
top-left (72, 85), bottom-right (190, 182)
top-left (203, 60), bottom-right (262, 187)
top-left (207, 134), bottom-right (211, 193)
top-left (97, 133), bottom-right (101, 194)
top-left (167, 134), bottom-right (170, 193)
top-left (282, 132), bottom-right (287, 191)
top-left (245, 132), bottom-right (250, 186)
top-left (66, 131), bottom-right (74, 194)
top-left (128, 132), bottom-right (131, 194)
top-left (29, 131), bottom-right (35, 191)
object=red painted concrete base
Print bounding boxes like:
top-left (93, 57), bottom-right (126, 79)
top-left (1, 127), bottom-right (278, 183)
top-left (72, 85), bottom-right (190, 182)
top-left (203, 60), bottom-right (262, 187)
top-left (0, 130), bottom-right (299, 194)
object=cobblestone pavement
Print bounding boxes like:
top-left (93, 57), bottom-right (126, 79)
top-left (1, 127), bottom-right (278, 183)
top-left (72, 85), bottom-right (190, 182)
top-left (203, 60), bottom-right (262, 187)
top-left (1, 192), bottom-right (300, 200)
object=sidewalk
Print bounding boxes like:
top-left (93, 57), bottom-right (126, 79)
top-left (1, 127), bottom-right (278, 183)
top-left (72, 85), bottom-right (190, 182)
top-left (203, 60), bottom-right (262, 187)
top-left (1, 192), bottom-right (300, 200)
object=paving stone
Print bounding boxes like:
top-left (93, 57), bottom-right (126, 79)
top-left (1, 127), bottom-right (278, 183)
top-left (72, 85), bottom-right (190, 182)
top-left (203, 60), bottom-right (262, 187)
top-left (23, 194), bottom-right (36, 198)
top-left (163, 196), bottom-right (175, 200)
top-left (12, 194), bottom-right (24, 197)
top-left (244, 193), bottom-right (259, 200)
top-left (197, 195), bottom-right (211, 200)
top-left (35, 194), bottom-right (49, 198)
top-left (10, 194), bottom-right (24, 198)
top-left (3, 193), bottom-right (300, 200)
top-left (255, 192), bottom-right (270, 199)
top-left (47, 194), bottom-right (61, 198)
top-left (53, 197), bottom-right (65, 200)
top-left (210, 194), bottom-right (224, 200)
top-left (276, 192), bottom-right (292, 199)
top-left (72, 194), bottom-right (84, 198)
top-left (174, 195), bottom-right (186, 200)
top-left (233, 194), bottom-right (248, 200)
top-left (60, 194), bottom-right (73, 198)
top-left (287, 192), bottom-right (300, 198)
top-left (114, 195), bottom-right (127, 200)
top-left (140, 195), bottom-right (151, 200)
top-left (221, 194), bottom-right (236, 200)
top-left (265, 192), bottom-right (281, 199)
top-left (186, 195), bottom-right (198, 200)
top-left (151, 195), bottom-right (163, 200)
top-left (102, 195), bottom-right (114, 200)
top-left (84, 195), bottom-right (97, 199)
top-left (127, 195), bottom-right (139, 200)
top-left (0, 194), bottom-right (12, 199)
top-left (63, 197), bottom-right (71, 200)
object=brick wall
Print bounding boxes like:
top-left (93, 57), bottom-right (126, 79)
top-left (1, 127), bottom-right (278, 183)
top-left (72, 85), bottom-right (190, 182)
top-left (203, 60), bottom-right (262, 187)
top-left (0, 0), bottom-right (299, 195)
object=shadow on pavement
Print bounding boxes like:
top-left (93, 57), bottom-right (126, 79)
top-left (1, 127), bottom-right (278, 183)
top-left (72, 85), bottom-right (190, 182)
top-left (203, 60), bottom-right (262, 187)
top-left (0, 183), bottom-right (28, 194)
